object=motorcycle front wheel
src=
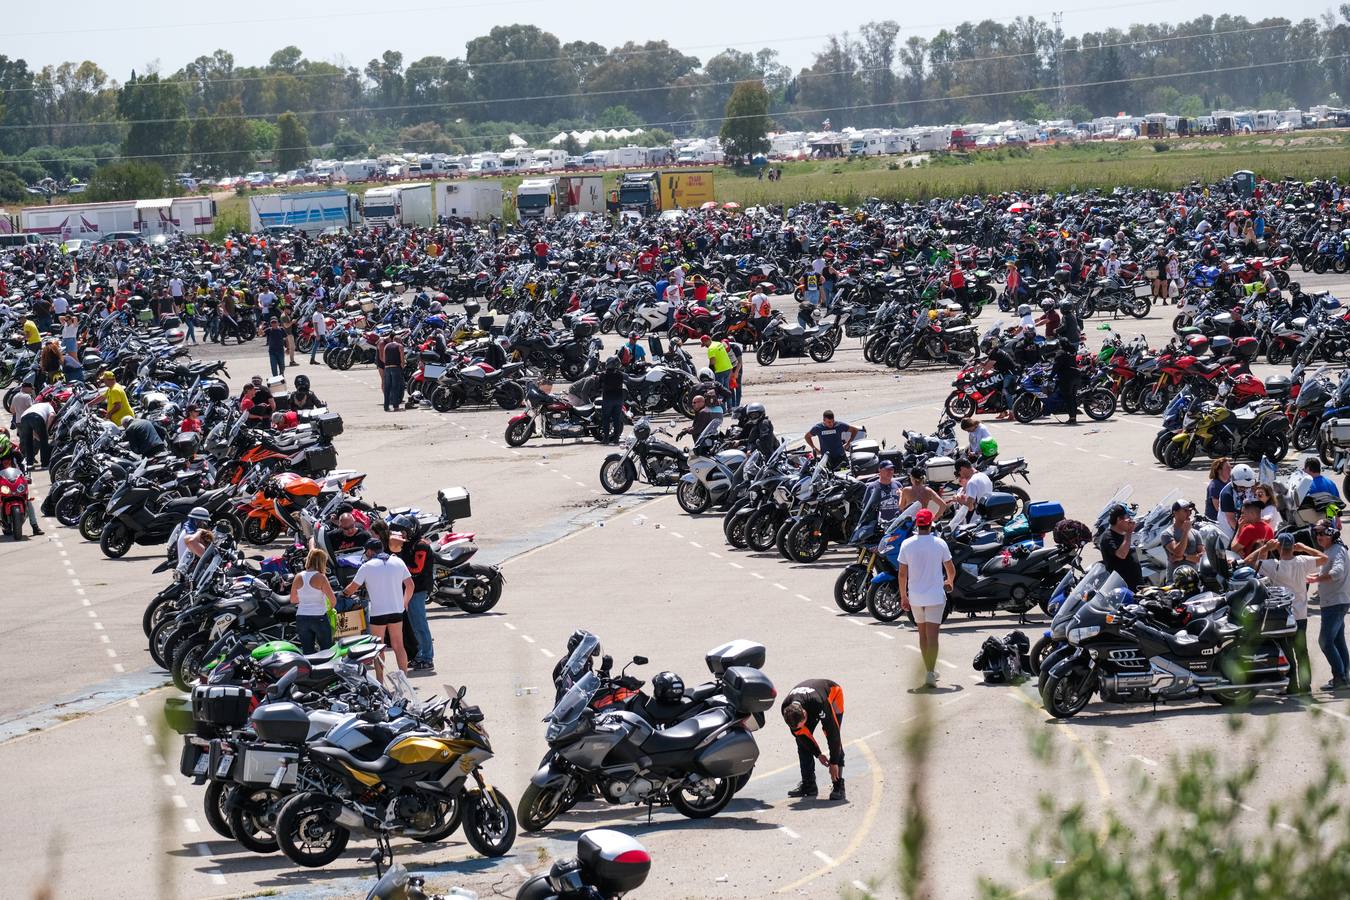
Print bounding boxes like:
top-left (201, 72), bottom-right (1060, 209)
top-left (1042, 664), bottom-right (1096, 718)
top-left (1011, 394), bottom-right (1043, 424)
top-left (834, 563), bottom-right (869, 613)
top-left (723, 510), bottom-right (751, 549)
top-left (1163, 438), bottom-right (1196, 469)
top-left (676, 481), bottom-right (711, 515)
top-left (669, 778), bottom-right (734, 819)
top-left (79, 506), bottom-right (106, 542)
top-left (944, 391), bottom-right (977, 419)
top-left (866, 580), bottom-right (904, 623)
top-left (100, 521), bottom-right (133, 559)
top-left (599, 457), bottom-right (635, 494)
top-left (54, 492), bottom-right (85, 527)
top-left (275, 792), bottom-right (350, 868)
top-left (786, 516), bottom-right (828, 562)
top-left (756, 343), bottom-right (778, 366)
top-left (504, 419), bottom-right (532, 447)
top-left (462, 787), bottom-right (516, 857)
top-left (745, 509), bottom-right (781, 552)
top-left (517, 782), bottom-right (570, 833)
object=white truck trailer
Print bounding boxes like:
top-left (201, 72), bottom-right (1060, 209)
top-left (249, 190), bottom-right (362, 234)
top-left (360, 182), bottom-right (434, 228)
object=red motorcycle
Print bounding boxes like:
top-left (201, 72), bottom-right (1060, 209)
top-left (0, 466), bottom-right (30, 540)
top-left (944, 360), bottom-right (1009, 418)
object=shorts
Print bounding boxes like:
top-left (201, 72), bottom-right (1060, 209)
top-left (911, 603), bottom-right (946, 625)
top-left (369, 612), bottom-right (404, 626)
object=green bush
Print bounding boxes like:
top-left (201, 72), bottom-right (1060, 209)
top-left (0, 169), bottom-right (26, 202)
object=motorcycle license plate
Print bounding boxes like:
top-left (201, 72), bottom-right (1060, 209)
top-left (193, 754), bottom-right (209, 776)
top-left (215, 753), bottom-right (234, 779)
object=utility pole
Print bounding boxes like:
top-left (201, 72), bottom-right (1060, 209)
top-left (1052, 11), bottom-right (1066, 117)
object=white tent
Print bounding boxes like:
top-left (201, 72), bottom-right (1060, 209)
top-left (507, 133), bottom-right (528, 147)
top-left (547, 131), bottom-right (569, 146)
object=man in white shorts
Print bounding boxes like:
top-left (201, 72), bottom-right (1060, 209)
top-left (898, 508), bottom-right (956, 688)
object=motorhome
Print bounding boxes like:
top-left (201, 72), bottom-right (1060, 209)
top-left (531, 149), bottom-right (567, 171)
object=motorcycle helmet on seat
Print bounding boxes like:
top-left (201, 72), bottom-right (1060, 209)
top-left (1171, 564), bottom-right (1200, 597)
top-left (1052, 519), bottom-right (1092, 549)
top-left (651, 671), bottom-right (685, 703)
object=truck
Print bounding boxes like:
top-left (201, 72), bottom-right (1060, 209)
top-left (21, 196), bottom-right (218, 241)
top-left (436, 180), bottom-right (503, 223)
top-left (0, 210), bottom-right (15, 234)
top-left (616, 172), bottom-right (660, 215)
top-left (558, 175), bottom-right (605, 215)
top-left (249, 190), bottom-right (362, 235)
top-left (361, 182), bottom-right (434, 228)
top-left (614, 170), bottom-right (717, 217)
top-left (516, 177), bottom-right (560, 220)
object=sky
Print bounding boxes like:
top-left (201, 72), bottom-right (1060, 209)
top-left (2, 0), bottom-right (1336, 78)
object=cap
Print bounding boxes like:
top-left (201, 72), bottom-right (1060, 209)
top-left (879, 460), bottom-right (894, 471)
top-left (1171, 500), bottom-right (1196, 513)
top-left (1277, 533), bottom-right (1296, 547)
top-left (915, 509), bottom-right (935, 527)
top-left (364, 538), bottom-right (384, 552)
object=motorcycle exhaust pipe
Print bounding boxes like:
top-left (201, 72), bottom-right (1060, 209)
top-left (1206, 680), bottom-right (1288, 693)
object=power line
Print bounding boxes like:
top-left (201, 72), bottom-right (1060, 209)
top-left (0, 0), bottom-right (1182, 94)
top-left (2, 20), bottom-right (1308, 133)
top-left (13, 52), bottom-right (1344, 166)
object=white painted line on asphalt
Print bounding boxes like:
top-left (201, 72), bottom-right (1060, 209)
top-left (876, 632), bottom-right (895, 640)
top-left (853, 880), bottom-right (869, 893)
top-left (750, 572), bottom-right (764, 579)
top-left (80, 598), bottom-right (90, 607)
top-left (514, 865), bottom-right (531, 878)
top-left (69, 579), bottom-right (79, 587)
top-left (772, 582), bottom-right (788, 591)
top-left (161, 774), bottom-right (175, 787)
top-left (689, 541), bottom-right (702, 549)
top-left (1315, 703), bottom-right (1350, 722)
top-left (74, 588), bottom-right (85, 595)
top-left (503, 622), bottom-right (517, 631)
top-left (708, 552), bottom-right (722, 559)
top-left (112, 663), bottom-right (124, 673)
top-left (819, 605), bottom-right (834, 613)
top-left (208, 872), bottom-right (227, 886)
top-left (521, 635), bottom-right (536, 644)
top-left (1277, 822), bottom-right (1297, 833)
top-left (904, 645), bottom-right (920, 654)
top-left (796, 593), bottom-right (813, 602)
top-left (729, 562), bottom-right (743, 569)
top-left (1239, 803), bottom-right (1256, 812)
top-left (133, 715), bottom-right (146, 727)
top-left (1130, 754), bottom-right (1158, 767)
top-left (812, 850), bottom-right (836, 866)
top-left (849, 618), bottom-right (865, 626)
top-left (1098, 454), bottom-right (1114, 460)
top-left (779, 826), bottom-right (801, 839)
top-left (670, 531), bottom-right (684, 539)
top-left (58, 549), bottom-right (67, 557)
top-left (1052, 440), bottom-right (1067, 447)
top-left (104, 648), bottom-right (116, 658)
top-left (92, 621), bottom-right (103, 630)
top-left (511, 449), bottom-right (522, 455)
top-left (99, 635), bottom-right (110, 644)
top-left (183, 818), bottom-right (200, 833)
top-left (969, 675), bottom-right (983, 682)
top-left (172, 795), bottom-right (187, 809)
top-left (938, 659), bottom-right (957, 670)
top-left (540, 648), bottom-right (553, 658)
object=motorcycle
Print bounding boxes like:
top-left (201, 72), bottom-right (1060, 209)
top-left (754, 312), bottom-right (835, 365)
top-left (0, 466), bottom-right (30, 539)
top-left (428, 487), bottom-right (504, 614)
top-left (505, 383), bottom-right (625, 447)
top-left (599, 418), bottom-right (688, 494)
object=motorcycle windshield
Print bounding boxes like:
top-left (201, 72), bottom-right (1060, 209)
top-left (547, 671), bottom-right (599, 727)
top-left (558, 633), bottom-right (600, 689)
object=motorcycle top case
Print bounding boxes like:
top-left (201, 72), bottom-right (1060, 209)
top-left (722, 665), bottom-right (776, 714)
top-left (1026, 501), bottom-right (1066, 534)
top-left (438, 486), bottom-right (472, 521)
top-left (191, 684), bottom-right (253, 728)
top-left (578, 829), bottom-right (652, 895)
top-left (705, 639), bottom-right (767, 675)
top-left (978, 492), bottom-right (1019, 521)
top-left (925, 456), bottom-right (956, 483)
top-left (314, 411), bottom-right (345, 439)
top-left (248, 701), bottom-right (311, 744)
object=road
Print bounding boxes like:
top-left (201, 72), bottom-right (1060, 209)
top-left (3, 271), bottom-right (1350, 900)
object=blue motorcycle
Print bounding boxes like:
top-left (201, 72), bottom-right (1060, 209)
top-left (1010, 362), bottom-right (1116, 424)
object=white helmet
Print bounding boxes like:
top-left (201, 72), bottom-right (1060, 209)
top-left (1017, 304), bottom-right (1031, 317)
top-left (698, 367), bottom-right (715, 382)
top-left (1230, 463), bottom-right (1257, 488)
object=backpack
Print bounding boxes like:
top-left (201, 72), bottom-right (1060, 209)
top-left (972, 630), bottom-right (1031, 684)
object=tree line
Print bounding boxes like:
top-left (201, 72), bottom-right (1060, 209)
top-left (0, 11), bottom-right (1348, 188)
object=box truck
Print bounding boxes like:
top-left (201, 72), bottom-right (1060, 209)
top-left (21, 200), bottom-right (142, 241)
top-left (558, 175), bottom-right (605, 214)
top-left (249, 190), bottom-right (362, 234)
top-left (361, 182), bottom-right (434, 228)
top-left (516, 177), bottom-right (560, 220)
top-left (436, 180), bottom-right (503, 222)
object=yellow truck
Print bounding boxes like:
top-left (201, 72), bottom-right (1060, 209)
top-left (659, 170), bottom-right (715, 211)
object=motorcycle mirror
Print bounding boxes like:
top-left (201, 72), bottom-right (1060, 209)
top-left (457, 685), bottom-right (467, 699)
top-left (633, 655), bottom-right (648, 666)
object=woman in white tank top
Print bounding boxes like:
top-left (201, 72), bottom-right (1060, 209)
top-left (290, 547), bottom-right (338, 653)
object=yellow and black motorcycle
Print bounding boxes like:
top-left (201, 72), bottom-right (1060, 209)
top-left (1163, 398), bottom-right (1289, 469)
top-left (272, 686), bottom-right (515, 867)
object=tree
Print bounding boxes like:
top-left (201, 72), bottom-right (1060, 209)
top-left (398, 121), bottom-right (459, 154)
top-left (0, 169), bottom-right (26, 202)
top-left (331, 125), bottom-right (368, 158)
top-left (465, 25), bottom-right (578, 123)
top-left (275, 111), bottom-right (309, 170)
top-left (188, 99), bottom-right (254, 175)
top-left (720, 80), bottom-right (771, 161)
top-left (86, 160), bottom-right (175, 201)
top-left (118, 71), bottom-right (189, 170)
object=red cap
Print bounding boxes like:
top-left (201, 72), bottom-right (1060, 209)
top-left (915, 509), bottom-right (935, 527)
top-left (700, 335), bottom-right (711, 345)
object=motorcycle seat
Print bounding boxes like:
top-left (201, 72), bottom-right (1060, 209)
top-left (641, 709), bottom-right (728, 753)
top-left (572, 404), bottom-right (594, 414)
top-left (310, 744), bottom-right (400, 775)
top-left (1133, 620), bottom-right (1210, 657)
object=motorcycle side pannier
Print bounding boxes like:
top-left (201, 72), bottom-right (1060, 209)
top-left (315, 411), bottom-right (345, 439)
top-left (705, 639), bottom-right (766, 675)
top-left (191, 685), bottom-right (252, 728)
top-left (438, 486), bottom-right (472, 522)
top-left (304, 445), bottom-right (338, 474)
top-left (722, 666), bottom-right (776, 714)
top-left (164, 696), bottom-right (196, 735)
top-left (578, 830), bottom-right (652, 895)
top-left (1027, 501), bottom-right (1066, 534)
top-left (1324, 419), bottom-right (1350, 448)
top-left (249, 702), bottom-right (311, 744)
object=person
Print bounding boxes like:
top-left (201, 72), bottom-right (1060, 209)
top-left (616, 333), bottom-right (646, 368)
top-left (59, 313), bottom-right (79, 354)
top-left (17, 399), bottom-right (55, 469)
top-left (676, 394), bottom-right (718, 444)
top-left (390, 518), bottom-right (436, 673)
top-left (1056, 298), bottom-right (1081, 347)
top-left (0, 431), bottom-right (41, 536)
top-left (780, 679), bottom-right (846, 801)
top-left (1100, 505), bottom-right (1143, 589)
top-left (290, 374), bottom-right (322, 410)
top-left (22, 315), bottom-right (41, 351)
top-left (598, 356), bottom-right (625, 445)
top-left (282, 311), bottom-right (299, 366)
top-left (1253, 483), bottom-right (1282, 530)
top-left (986, 339), bottom-right (1020, 419)
top-left (7, 381), bottom-right (34, 429)
top-left (959, 417), bottom-right (995, 459)
top-left (724, 337), bottom-right (744, 407)
top-left (174, 506), bottom-right (212, 573)
top-left (264, 316), bottom-right (287, 377)
top-left (952, 458), bottom-right (993, 520)
top-left (382, 332), bottom-right (406, 412)
top-left (245, 383), bottom-right (276, 426)
top-left (898, 508), bottom-right (956, 689)
top-left (37, 341), bottom-right (62, 389)
top-left (1205, 458), bottom-right (1232, 521)
top-left (1309, 520), bottom-right (1350, 691)
top-left (326, 511), bottom-right (371, 558)
top-left (343, 537), bottom-right (414, 677)
top-left (179, 405), bottom-right (203, 434)
top-left (1304, 457), bottom-right (1341, 501)
top-left (1161, 500), bottom-right (1203, 577)
top-left (290, 547), bottom-right (338, 654)
top-left (95, 371), bottom-right (133, 426)
top-left (901, 466), bottom-right (948, 519)
top-left (860, 461), bottom-right (902, 529)
top-left (1216, 462), bottom-right (1257, 542)
top-left (123, 415), bottom-right (167, 457)
top-left (701, 335), bottom-right (734, 395)
top-left (805, 410), bottom-right (859, 469)
top-left (1245, 532), bottom-right (1324, 694)
top-left (1052, 341), bottom-right (1080, 425)
top-left (310, 306), bottom-right (328, 364)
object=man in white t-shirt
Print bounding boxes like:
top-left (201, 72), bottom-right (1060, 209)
top-left (344, 539), bottom-right (413, 676)
top-left (1246, 532), bottom-right (1325, 694)
top-left (309, 308), bottom-right (328, 364)
top-left (953, 458), bottom-right (993, 525)
top-left (898, 509), bottom-right (956, 689)
top-left (258, 288), bottom-right (277, 319)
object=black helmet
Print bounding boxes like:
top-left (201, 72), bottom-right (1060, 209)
top-left (742, 401), bottom-right (766, 423)
top-left (389, 513), bottom-right (420, 539)
top-left (1053, 519), bottom-right (1092, 548)
top-left (1171, 564), bottom-right (1200, 596)
top-left (652, 671), bottom-right (685, 703)
top-left (634, 419), bottom-right (651, 441)
top-left (566, 629), bottom-right (595, 655)
top-left (293, 374), bottom-right (310, 392)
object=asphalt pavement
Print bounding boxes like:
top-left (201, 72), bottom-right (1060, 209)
top-left (4, 270), bottom-right (1350, 900)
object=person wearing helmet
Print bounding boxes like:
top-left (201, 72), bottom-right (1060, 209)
top-left (1245, 531), bottom-right (1325, 693)
top-left (1035, 297), bottom-right (1061, 340)
top-left (598, 356), bottom-right (626, 445)
top-left (389, 515), bottom-right (436, 672)
top-left (1217, 463), bottom-right (1258, 542)
top-left (176, 507), bottom-right (214, 574)
top-left (1016, 303), bottom-right (1034, 332)
top-left (291, 374), bottom-right (322, 411)
top-left (1051, 340), bottom-right (1080, 425)
top-left (781, 679), bottom-right (847, 801)
top-left (0, 429), bottom-right (40, 536)
top-left (1056, 298), bottom-right (1081, 346)
top-left (1309, 519), bottom-right (1350, 690)
top-left (737, 401), bottom-right (776, 455)
top-left (1162, 500), bottom-right (1204, 578)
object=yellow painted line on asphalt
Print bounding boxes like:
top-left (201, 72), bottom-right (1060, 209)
top-left (773, 739), bottom-right (884, 894)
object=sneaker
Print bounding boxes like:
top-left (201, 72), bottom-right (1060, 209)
top-left (31, 528), bottom-right (43, 536)
top-left (923, 671), bottom-right (938, 688)
top-left (787, 782), bottom-right (818, 798)
top-left (1322, 678), bottom-right (1348, 691)
top-left (828, 780), bottom-right (847, 801)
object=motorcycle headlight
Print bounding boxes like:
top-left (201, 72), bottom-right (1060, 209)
top-left (0, 486), bottom-right (9, 495)
top-left (1067, 625), bottom-right (1100, 644)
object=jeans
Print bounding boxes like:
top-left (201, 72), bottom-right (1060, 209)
top-left (185, 318), bottom-right (196, 344)
top-left (295, 614), bottom-right (333, 654)
top-left (1000, 372), bottom-right (1016, 411)
top-left (18, 413), bottom-right (49, 467)
top-left (384, 367), bottom-right (406, 410)
top-left (310, 334), bottom-right (325, 363)
top-left (795, 712), bottom-right (842, 787)
top-left (600, 398), bottom-right (624, 442)
top-left (406, 591), bottom-right (433, 663)
top-left (269, 348), bottom-right (286, 377)
top-left (1319, 604), bottom-right (1349, 681)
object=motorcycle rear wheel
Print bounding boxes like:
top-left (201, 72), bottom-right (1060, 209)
top-left (495, 382), bottom-right (525, 410)
top-left (808, 341), bottom-right (835, 363)
top-left (1128, 295), bottom-right (1151, 319)
top-left (669, 777), bottom-right (734, 819)
top-left (455, 566), bottom-right (503, 614)
top-left (227, 788), bottom-right (281, 853)
top-left (275, 792), bottom-right (351, 868)
top-left (203, 780), bottom-right (233, 839)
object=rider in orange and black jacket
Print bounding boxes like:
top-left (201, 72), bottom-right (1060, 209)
top-left (781, 678), bottom-right (846, 801)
